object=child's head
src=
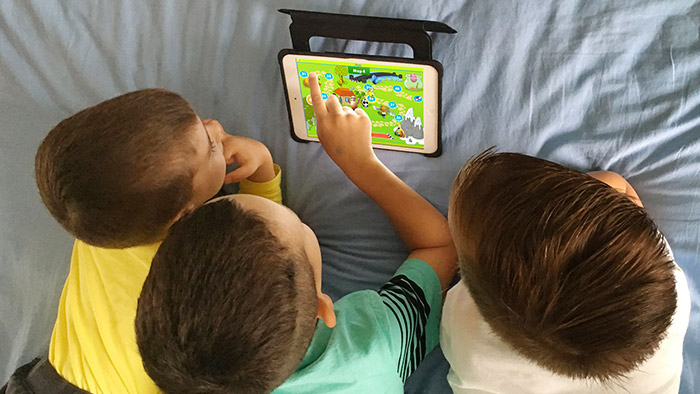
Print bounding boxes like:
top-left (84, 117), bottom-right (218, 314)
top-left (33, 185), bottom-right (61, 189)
top-left (448, 151), bottom-right (677, 381)
top-left (135, 195), bottom-right (336, 394)
top-left (35, 89), bottom-right (228, 247)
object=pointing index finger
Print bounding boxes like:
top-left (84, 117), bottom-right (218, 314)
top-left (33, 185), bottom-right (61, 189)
top-left (308, 73), bottom-right (326, 116)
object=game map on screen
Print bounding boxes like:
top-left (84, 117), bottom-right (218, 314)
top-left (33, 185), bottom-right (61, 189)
top-left (295, 58), bottom-right (426, 149)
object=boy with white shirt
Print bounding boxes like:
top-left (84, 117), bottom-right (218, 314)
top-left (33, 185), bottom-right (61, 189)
top-left (441, 151), bottom-right (690, 394)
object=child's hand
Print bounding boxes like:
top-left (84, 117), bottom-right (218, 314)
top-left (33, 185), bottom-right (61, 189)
top-left (308, 72), bottom-right (378, 174)
top-left (202, 119), bottom-right (275, 183)
top-left (309, 73), bottom-right (455, 291)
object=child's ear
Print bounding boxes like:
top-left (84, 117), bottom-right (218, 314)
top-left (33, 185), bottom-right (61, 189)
top-left (169, 203), bottom-right (196, 226)
top-left (317, 293), bottom-right (336, 328)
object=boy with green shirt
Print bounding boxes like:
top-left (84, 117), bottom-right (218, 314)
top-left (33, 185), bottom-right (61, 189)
top-left (135, 73), bottom-right (457, 393)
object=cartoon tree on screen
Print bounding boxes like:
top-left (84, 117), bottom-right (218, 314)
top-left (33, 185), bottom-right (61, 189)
top-left (334, 65), bottom-right (345, 86)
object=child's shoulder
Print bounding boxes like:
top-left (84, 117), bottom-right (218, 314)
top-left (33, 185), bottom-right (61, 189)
top-left (330, 258), bottom-right (443, 379)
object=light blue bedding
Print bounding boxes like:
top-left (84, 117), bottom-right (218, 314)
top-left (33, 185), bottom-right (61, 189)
top-left (1, 1), bottom-right (698, 393)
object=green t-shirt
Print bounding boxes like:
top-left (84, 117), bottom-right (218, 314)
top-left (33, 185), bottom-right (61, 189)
top-left (273, 259), bottom-right (442, 394)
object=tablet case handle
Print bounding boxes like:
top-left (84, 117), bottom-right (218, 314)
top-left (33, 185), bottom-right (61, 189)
top-left (279, 9), bottom-right (456, 61)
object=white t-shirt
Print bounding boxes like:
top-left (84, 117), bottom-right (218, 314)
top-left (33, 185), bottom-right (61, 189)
top-left (441, 260), bottom-right (690, 394)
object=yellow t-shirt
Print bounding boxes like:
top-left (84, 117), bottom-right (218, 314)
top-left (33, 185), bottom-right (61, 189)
top-left (49, 165), bottom-right (282, 394)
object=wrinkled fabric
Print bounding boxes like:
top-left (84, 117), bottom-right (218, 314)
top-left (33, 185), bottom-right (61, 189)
top-left (0, 1), bottom-right (698, 393)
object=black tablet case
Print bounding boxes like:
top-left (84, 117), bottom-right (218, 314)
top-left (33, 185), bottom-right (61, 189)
top-left (278, 9), bottom-right (456, 157)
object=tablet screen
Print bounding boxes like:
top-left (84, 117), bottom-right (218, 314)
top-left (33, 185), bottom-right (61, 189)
top-left (295, 58), bottom-right (427, 150)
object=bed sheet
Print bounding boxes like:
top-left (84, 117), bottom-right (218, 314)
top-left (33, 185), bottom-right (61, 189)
top-left (1, 1), bottom-right (698, 393)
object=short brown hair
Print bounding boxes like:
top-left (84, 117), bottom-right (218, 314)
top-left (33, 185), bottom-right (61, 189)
top-left (35, 89), bottom-right (198, 247)
top-left (449, 150), bottom-right (677, 381)
top-left (135, 198), bottom-right (318, 394)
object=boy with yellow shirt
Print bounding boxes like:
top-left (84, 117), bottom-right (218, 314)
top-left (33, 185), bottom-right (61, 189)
top-left (3, 89), bottom-right (281, 394)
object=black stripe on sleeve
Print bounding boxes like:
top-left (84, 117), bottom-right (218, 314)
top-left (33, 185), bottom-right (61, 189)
top-left (378, 274), bottom-right (431, 382)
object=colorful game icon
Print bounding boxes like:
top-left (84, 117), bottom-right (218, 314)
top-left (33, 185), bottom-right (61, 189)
top-left (404, 73), bottom-right (423, 90)
top-left (394, 114), bottom-right (404, 121)
top-left (413, 95), bottom-right (423, 102)
top-left (300, 71), bottom-right (308, 78)
top-left (306, 95), bottom-right (313, 105)
top-left (324, 73), bottom-right (333, 80)
top-left (321, 93), bottom-right (328, 99)
top-left (388, 101), bottom-right (397, 109)
top-left (364, 84), bottom-right (373, 91)
top-left (393, 85), bottom-right (402, 92)
top-left (367, 96), bottom-right (376, 103)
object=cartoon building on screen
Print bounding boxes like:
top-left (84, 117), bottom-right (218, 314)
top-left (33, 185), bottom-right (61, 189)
top-left (333, 88), bottom-right (356, 108)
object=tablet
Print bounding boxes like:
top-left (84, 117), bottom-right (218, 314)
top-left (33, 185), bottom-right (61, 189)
top-left (280, 51), bottom-right (442, 155)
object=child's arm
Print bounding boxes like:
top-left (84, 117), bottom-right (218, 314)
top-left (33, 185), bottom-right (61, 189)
top-left (308, 73), bottom-right (456, 290)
